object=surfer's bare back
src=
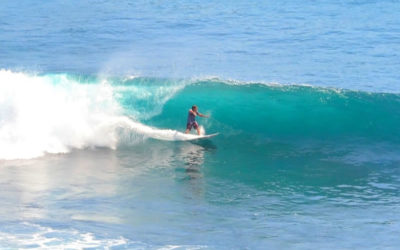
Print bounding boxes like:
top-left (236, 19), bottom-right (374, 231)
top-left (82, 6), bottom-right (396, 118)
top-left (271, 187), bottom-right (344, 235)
top-left (185, 105), bottom-right (209, 135)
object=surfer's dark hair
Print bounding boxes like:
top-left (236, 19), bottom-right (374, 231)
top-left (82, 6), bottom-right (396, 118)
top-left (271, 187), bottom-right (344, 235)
top-left (192, 105), bottom-right (197, 110)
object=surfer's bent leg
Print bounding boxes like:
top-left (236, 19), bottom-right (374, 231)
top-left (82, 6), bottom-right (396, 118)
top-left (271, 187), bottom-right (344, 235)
top-left (185, 122), bottom-right (199, 134)
top-left (185, 122), bottom-right (192, 134)
top-left (193, 122), bottom-right (200, 135)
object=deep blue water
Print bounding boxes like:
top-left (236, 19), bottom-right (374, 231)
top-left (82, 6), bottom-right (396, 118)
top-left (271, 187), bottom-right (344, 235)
top-left (2, 0), bottom-right (400, 91)
top-left (1, 0), bottom-right (400, 249)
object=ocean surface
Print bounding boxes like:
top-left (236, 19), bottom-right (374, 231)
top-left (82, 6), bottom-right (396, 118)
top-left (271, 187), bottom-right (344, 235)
top-left (1, 0), bottom-right (400, 249)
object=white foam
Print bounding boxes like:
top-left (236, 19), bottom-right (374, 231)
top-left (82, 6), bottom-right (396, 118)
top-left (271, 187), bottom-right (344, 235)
top-left (121, 118), bottom-right (207, 141)
top-left (0, 70), bottom-right (195, 160)
top-left (0, 222), bottom-right (129, 249)
top-left (0, 222), bottom-right (206, 249)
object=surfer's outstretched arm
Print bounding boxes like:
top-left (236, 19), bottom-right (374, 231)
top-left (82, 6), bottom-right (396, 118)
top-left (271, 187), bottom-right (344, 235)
top-left (191, 109), bottom-right (208, 118)
top-left (197, 112), bottom-right (209, 118)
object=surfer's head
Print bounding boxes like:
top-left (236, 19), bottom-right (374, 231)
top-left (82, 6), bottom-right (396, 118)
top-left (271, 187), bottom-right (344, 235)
top-left (192, 105), bottom-right (198, 112)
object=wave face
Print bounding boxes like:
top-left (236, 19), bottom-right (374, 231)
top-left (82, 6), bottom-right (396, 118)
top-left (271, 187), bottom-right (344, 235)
top-left (147, 79), bottom-right (400, 168)
top-left (1, 70), bottom-right (400, 162)
top-left (151, 79), bottom-right (400, 142)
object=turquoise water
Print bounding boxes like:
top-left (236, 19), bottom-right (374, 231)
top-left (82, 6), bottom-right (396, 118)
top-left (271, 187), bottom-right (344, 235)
top-left (1, 0), bottom-right (400, 249)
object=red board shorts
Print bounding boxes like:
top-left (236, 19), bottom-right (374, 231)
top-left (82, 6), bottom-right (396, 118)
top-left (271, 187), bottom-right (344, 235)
top-left (186, 121), bottom-right (199, 130)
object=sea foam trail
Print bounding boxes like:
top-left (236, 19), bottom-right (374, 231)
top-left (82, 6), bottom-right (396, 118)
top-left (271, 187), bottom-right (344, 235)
top-left (0, 70), bottom-right (189, 160)
top-left (123, 119), bottom-right (205, 141)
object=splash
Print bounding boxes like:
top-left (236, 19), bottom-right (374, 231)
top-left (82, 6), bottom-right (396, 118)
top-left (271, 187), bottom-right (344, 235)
top-left (0, 70), bottom-right (190, 160)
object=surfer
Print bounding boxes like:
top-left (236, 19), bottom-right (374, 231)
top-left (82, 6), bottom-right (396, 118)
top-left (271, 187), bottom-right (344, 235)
top-left (185, 105), bottom-right (209, 135)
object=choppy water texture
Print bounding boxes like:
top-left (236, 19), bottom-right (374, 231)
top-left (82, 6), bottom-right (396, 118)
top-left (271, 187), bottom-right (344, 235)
top-left (1, 0), bottom-right (400, 249)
